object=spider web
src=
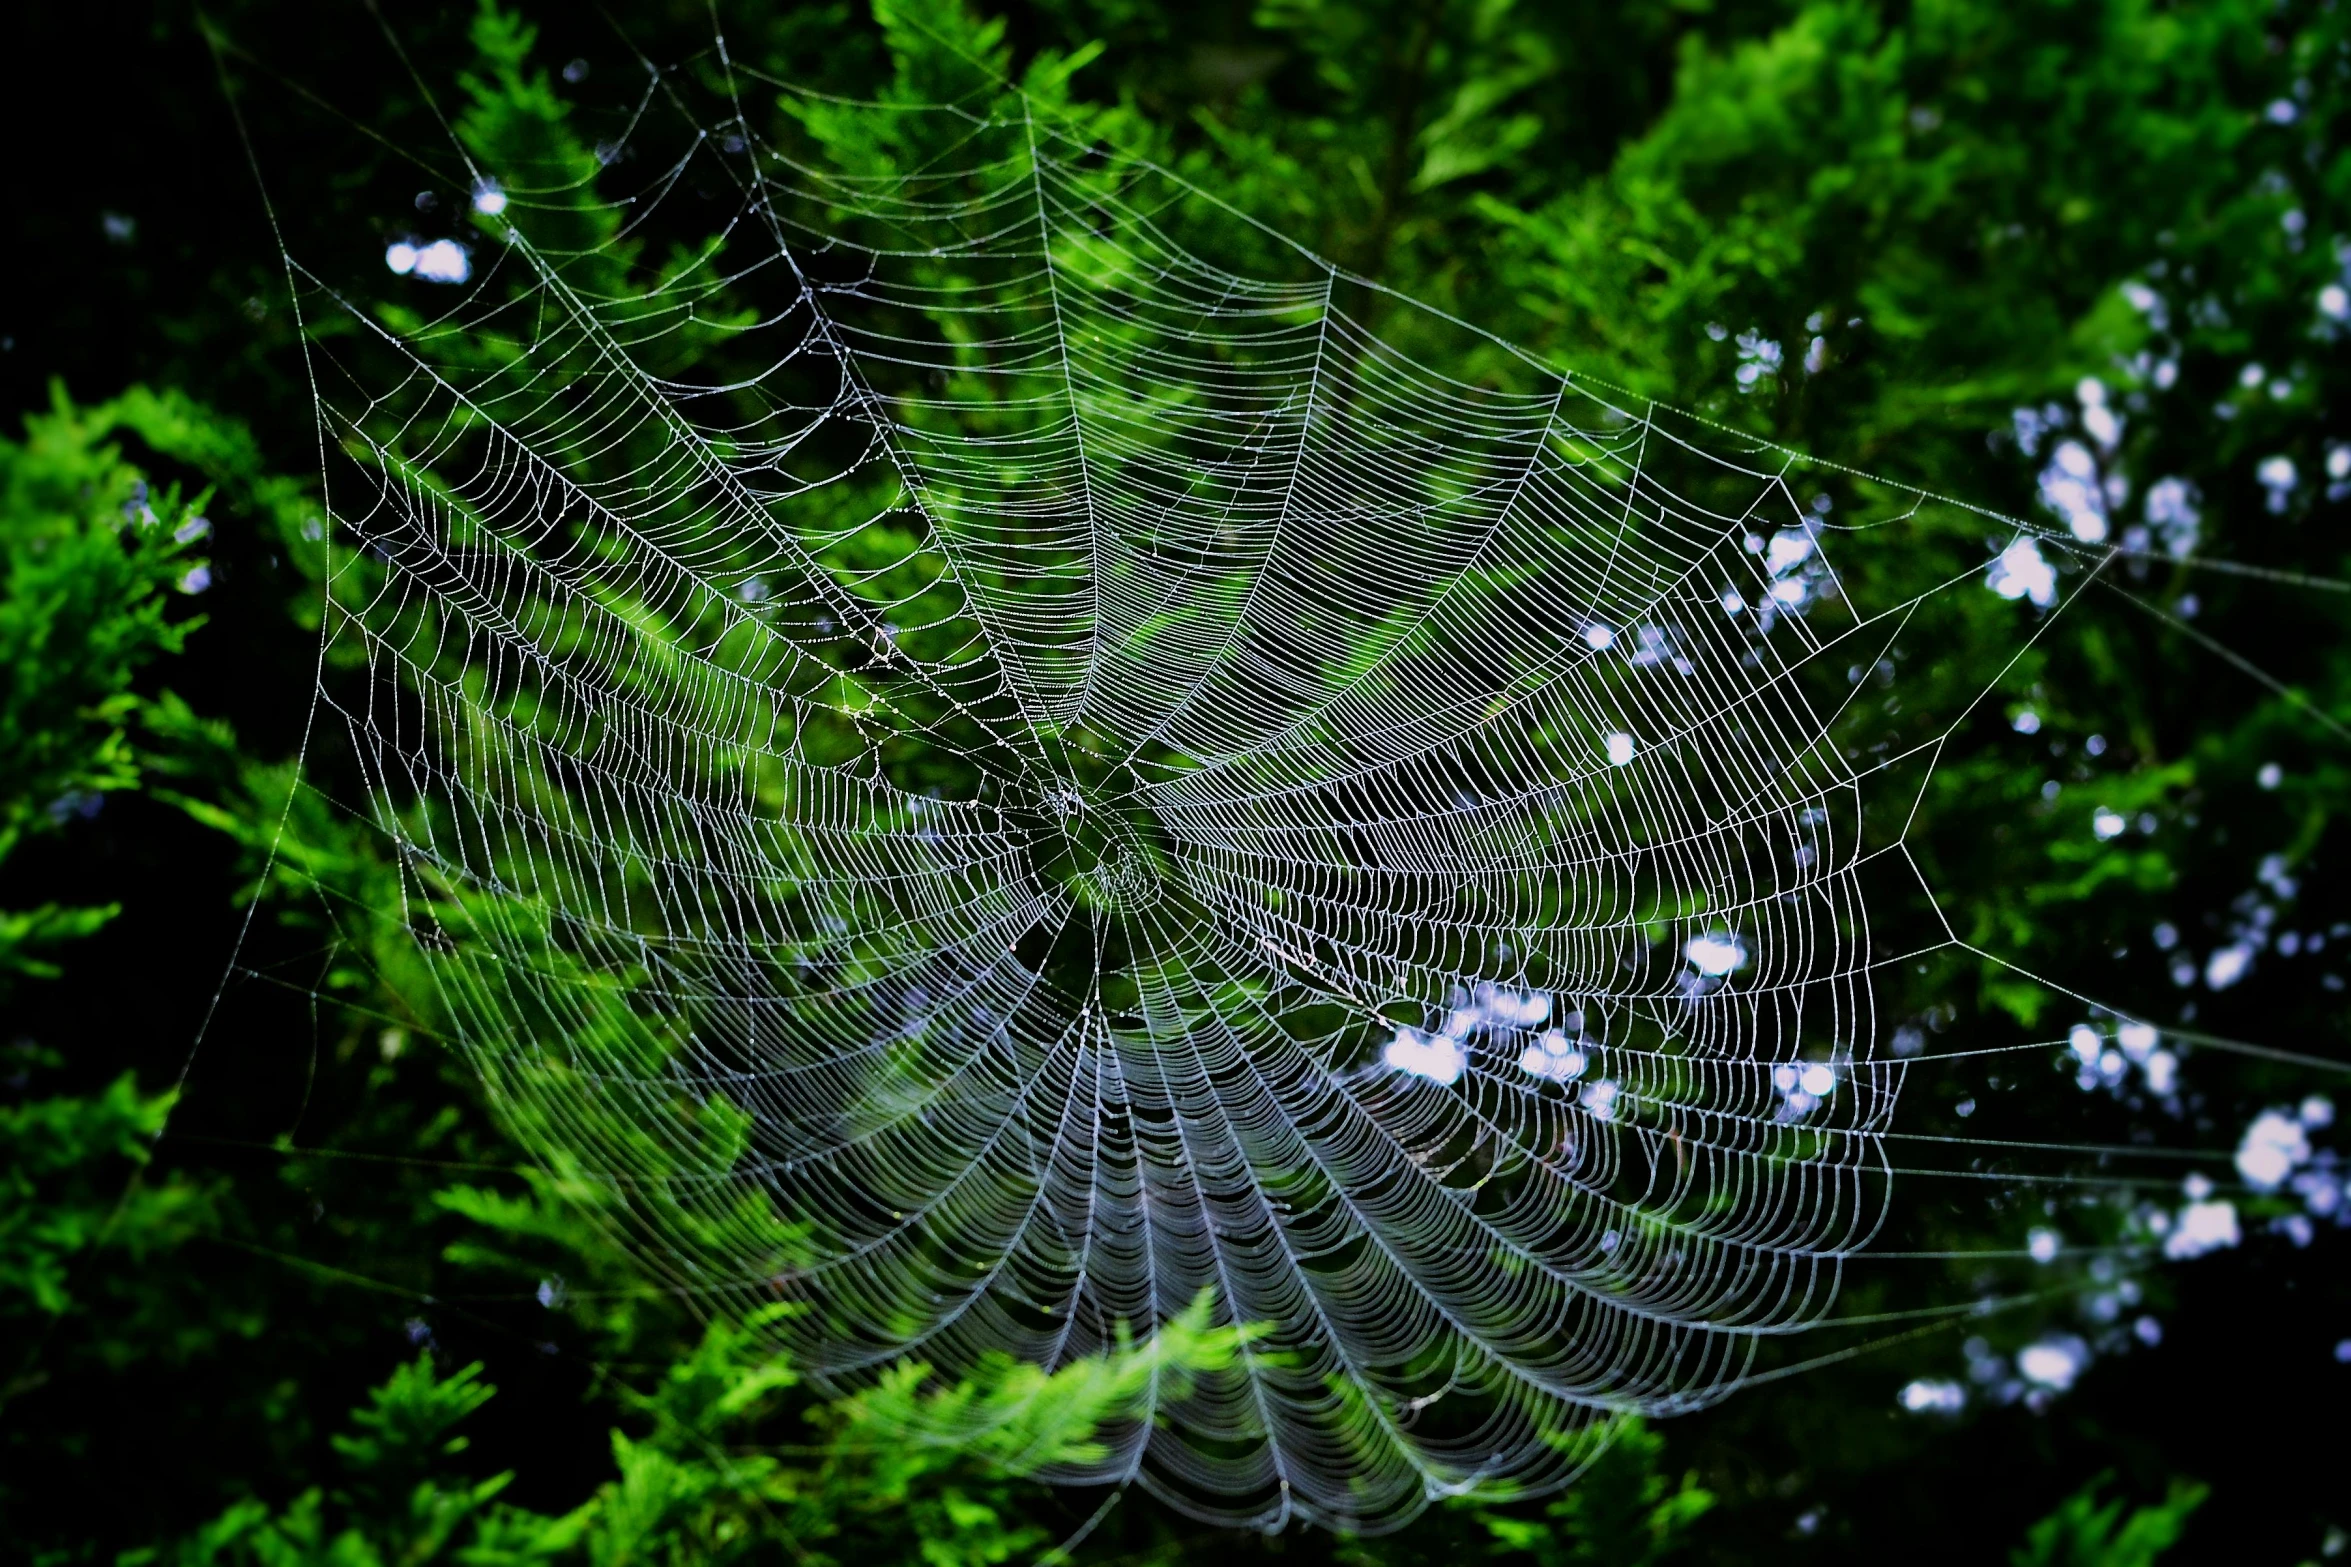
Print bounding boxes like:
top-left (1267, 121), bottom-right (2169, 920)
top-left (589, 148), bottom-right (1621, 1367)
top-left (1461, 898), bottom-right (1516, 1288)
top-left (271, 26), bottom-right (2133, 1532)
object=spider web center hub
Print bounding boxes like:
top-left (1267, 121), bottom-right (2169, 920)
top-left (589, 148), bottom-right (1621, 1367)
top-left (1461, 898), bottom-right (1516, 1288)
top-left (1010, 770), bottom-right (1166, 916)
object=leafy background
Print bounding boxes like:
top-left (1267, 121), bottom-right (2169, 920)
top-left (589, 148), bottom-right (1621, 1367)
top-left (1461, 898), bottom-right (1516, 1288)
top-left (4, 0), bottom-right (2348, 1561)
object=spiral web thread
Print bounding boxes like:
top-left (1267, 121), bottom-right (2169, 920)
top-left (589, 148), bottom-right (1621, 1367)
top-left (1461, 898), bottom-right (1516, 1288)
top-left (285, 37), bottom-right (2086, 1532)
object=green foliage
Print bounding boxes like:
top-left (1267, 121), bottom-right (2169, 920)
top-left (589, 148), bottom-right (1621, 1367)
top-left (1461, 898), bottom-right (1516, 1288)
top-left (139, 1309), bottom-right (1242, 1567)
top-left (0, 388), bottom-right (233, 1389)
top-left (1471, 1419), bottom-right (1715, 1566)
top-left (2009, 1474), bottom-right (2207, 1567)
top-left (0, 384), bottom-right (207, 984)
top-left (0, 382), bottom-right (435, 1547)
top-left (128, 1355), bottom-right (561, 1567)
top-left (0, 1054), bottom-right (201, 1324)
